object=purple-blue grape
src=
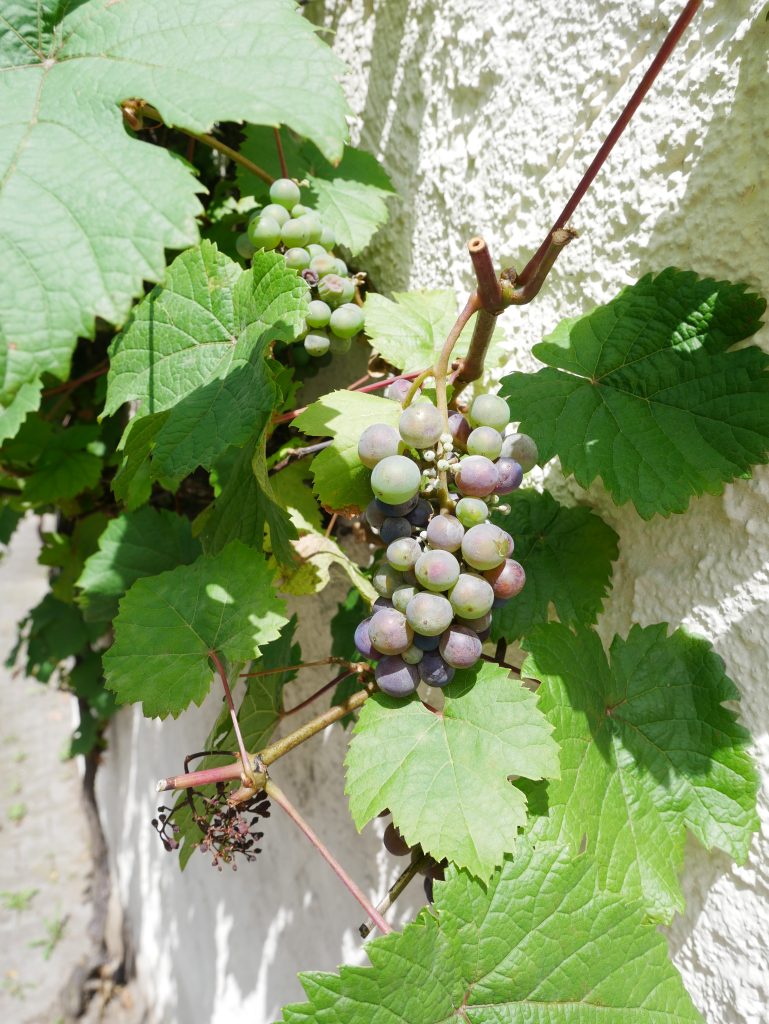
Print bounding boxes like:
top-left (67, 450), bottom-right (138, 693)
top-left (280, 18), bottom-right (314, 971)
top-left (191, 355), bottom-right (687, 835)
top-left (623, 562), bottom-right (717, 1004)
top-left (414, 549), bottom-right (460, 592)
top-left (412, 632), bottom-right (441, 651)
top-left (373, 597), bottom-right (394, 612)
top-left (384, 378), bottom-right (413, 404)
top-left (375, 657), bottom-right (419, 698)
top-left (380, 517), bottom-right (413, 544)
top-left (455, 456), bottom-right (498, 498)
top-left (365, 500), bottom-right (386, 531)
top-left (461, 524), bottom-right (512, 571)
top-left (439, 625), bottom-right (482, 669)
top-left (368, 608), bottom-right (413, 655)
top-left (407, 498), bottom-right (432, 527)
top-left (494, 458), bottom-right (523, 495)
top-left (418, 653), bottom-right (455, 687)
top-left (425, 514), bottom-right (464, 552)
top-left (354, 618), bottom-right (380, 659)
top-left (376, 495), bottom-right (419, 517)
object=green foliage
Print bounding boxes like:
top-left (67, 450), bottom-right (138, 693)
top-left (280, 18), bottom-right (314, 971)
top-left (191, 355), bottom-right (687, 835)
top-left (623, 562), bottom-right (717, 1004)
top-left (491, 489), bottom-right (618, 641)
top-left (280, 841), bottom-right (702, 1024)
top-left (294, 390), bottom-right (402, 513)
top-left (502, 270), bottom-right (769, 518)
top-left (363, 290), bottom-right (504, 373)
top-left (104, 541), bottom-right (287, 718)
top-left (0, 0), bottom-right (348, 395)
top-left (520, 623), bottom-right (759, 921)
top-left (345, 662), bottom-right (559, 880)
top-left (9, 594), bottom-right (96, 684)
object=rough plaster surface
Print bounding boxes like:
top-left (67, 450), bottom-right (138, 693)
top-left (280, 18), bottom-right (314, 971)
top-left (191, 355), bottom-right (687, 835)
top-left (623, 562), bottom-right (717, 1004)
top-left (98, 2), bottom-right (769, 1022)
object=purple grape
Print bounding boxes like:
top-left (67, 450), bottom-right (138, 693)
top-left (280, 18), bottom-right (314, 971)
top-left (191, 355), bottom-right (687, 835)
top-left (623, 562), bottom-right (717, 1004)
top-left (485, 559), bottom-right (526, 599)
top-left (380, 517), bottom-right (412, 544)
top-left (449, 573), bottom-right (495, 618)
top-left (455, 455), bottom-right (498, 498)
top-left (376, 494), bottom-right (419, 517)
top-left (387, 537), bottom-right (422, 571)
top-left (500, 432), bottom-right (539, 472)
top-left (383, 822), bottom-right (411, 856)
top-left (448, 411), bottom-right (471, 449)
top-left (412, 632), bottom-right (441, 651)
top-left (414, 549), bottom-right (460, 592)
top-left (418, 653), bottom-right (455, 687)
top-left (439, 625), bottom-right (482, 669)
top-left (456, 611), bottom-right (492, 632)
top-left (399, 402), bottom-right (443, 449)
top-left (375, 656), bottom-right (419, 698)
top-left (425, 514), bottom-right (464, 552)
top-left (461, 524), bottom-right (512, 571)
top-left (369, 608), bottom-right (413, 655)
top-left (354, 618), bottom-right (381, 659)
top-left (494, 458), bottom-right (523, 495)
top-left (373, 597), bottom-right (394, 612)
top-left (365, 500), bottom-right (386, 531)
top-left (358, 423), bottom-right (401, 469)
top-left (384, 378), bottom-right (413, 404)
top-left (407, 498), bottom-right (432, 527)
top-left (405, 592), bottom-right (454, 636)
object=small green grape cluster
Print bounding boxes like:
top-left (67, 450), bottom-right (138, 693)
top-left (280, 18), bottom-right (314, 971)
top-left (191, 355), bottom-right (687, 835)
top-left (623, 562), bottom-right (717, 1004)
top-left (354, 387), bottom-right (539, 698)
top-left (236, 178), bottom-right (364, 360)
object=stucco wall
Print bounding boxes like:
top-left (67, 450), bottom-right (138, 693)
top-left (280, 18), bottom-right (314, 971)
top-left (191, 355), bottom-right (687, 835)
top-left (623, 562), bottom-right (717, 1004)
top-left (98, 2), bottom-right (769, 1022)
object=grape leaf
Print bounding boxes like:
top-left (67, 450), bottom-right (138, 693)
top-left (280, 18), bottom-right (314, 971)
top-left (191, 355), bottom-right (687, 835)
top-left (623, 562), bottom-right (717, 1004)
top-left (364, 290), bottom-right (505, 373)
top-left (294, 390), bottom-right (402, 514)
top-left (0, 378), bottom-right (42, 445)
top-left (520, 622), bottom-right (759, 921)
top-left (106, 244), bottom-right (307, 479)
top-left (174, 617), bottom-right (301, 868)
top-left (501, 270), bottom-right (769, 518)
top-left (0, 0), bottom-right (348, 392)
top-left (0, 505), bottom-right (22, 548)
top-left (103, 540), bottom-right (287, 718)
top-left (77, 508), bottom-right (201, 622)
top-left (21, 425), bottom-right (103, 505)
top-left (491, 489), bottom-right (618, 642)
top-left (345, 662), bottom-right (559, 881)
top-left (9, 594), bottom-right (97, 684)
top-left (40, 512), bottom-right (109, 605)
top-left (280, 840), bottom-right (702, 1024)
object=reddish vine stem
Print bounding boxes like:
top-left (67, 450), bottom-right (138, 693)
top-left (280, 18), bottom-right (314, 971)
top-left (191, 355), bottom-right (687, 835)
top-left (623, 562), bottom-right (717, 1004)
top-left (241, 657), bottom-right (358, 679)
top-left (282, 670), bottom-right (358, 717)
top-left (42, 362), bottom-right (109, 397)
top-left (272, 370), bottom-right (425, 424)
top-left (274, 127), bottom-right (289, 178)
top-left (266, 779), bottom-right (393, 935)
top-left (210, 651), bottom-right (252, 779)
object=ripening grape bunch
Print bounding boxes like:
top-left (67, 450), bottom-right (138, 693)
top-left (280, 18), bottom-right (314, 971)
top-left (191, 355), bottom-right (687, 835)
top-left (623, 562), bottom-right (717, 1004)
top-left (236, 177), bottom-right (365, 361)
top-left (355, 387), bottom-right (538, 698)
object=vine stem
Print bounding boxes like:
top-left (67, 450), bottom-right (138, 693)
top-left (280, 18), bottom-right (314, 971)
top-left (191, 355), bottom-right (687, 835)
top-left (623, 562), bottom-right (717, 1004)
top-left (266, 779), bottom-right (393, 935)
top-left (274, 127), bottom-right (289, 178)
top-left (210, 651), bottom-right (252, 780)
top-left (402, 368), bottom-right (435, 409)
top-left (359, 852), bottom-right (430, 938)
top-left (241, 657), bottom-right (359, 679)
top-left (42, 362), bottom-right (108, 397)
top-left (268, 440), bottom-right (332, 475)
top-left (281, 670), bottom-right (359, 717)
top-left (272, 371), bottom-right (425, 425)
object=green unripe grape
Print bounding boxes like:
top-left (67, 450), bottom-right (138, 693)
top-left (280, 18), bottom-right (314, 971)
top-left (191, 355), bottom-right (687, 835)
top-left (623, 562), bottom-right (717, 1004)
top-left (260, 203), bottom-right (291, 226)
top-left (467, 425), bottom-right (503, 459)
top-left (299, 214), bottom-right (323, 244)
top-left (320, 226), bottom-right (335, 249)
top-left (284, 247), bottom-right (311, 270)
top-left (392, 585), bottom-right (419, 613)
top-left (402, 645), bottom-right (424, 665)
top-left (247, 215), bottom-right (282, 250)
top-left (291, 203), bottom-right (313, 218)
top-left (281, 219), bottom-right (310, 247)
top-left (306, 299), bottom-right (331, 328)
top-left (334, 258), bottom-right (349, 276)
top-left (235, 233), bottom-right (255, 259)
top-left (329, 333), bottom-right (352, 355)
top-left (455, 497), bottom-right (489, 528)
top-left (269, 177), bottom-right (301, 210)
top-left (469, 393), bottom-right (510, 431)
top-left (304, 331), bottom-right (330, 357)
top-left (307, 243), bottom-right (327, 259)
top-left (329, 303), bottom-right (364, 339)
top-left (318, 274), bottom-right (355, 307)
top-left (310, 254), bottom-right (338, 278)
top-left (371, 455), bottom-right (421, 505)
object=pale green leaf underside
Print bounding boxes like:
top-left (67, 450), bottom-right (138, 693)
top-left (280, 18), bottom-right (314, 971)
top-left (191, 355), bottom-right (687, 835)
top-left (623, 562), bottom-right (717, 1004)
top-left (364, 290), bottom-right (505, 374)
top-left (103, 540), bottom-right (287, 718)
top-left (281, 841), bottom-right (702, 1024)
top-left (491, 489), bottom-right (618, 642)
top-left (294, 390), bottom-right (402, 514)
top-left (345, 662), bottom-right (559, 881)
top-left (308, 174), bottom-right (391, 256)
top-left (0, 0), bottom-right (347, 393)
top-left (501, 270), bottom-right (769, 518)
top-left (520, 623), bottom-right (759, 921)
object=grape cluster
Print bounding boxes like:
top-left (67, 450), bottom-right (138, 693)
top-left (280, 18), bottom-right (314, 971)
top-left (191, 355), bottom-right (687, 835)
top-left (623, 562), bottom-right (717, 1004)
top-left (237, 178), bottom-right (364, 360)
top-left (355, 389), bottom-right (538, 698)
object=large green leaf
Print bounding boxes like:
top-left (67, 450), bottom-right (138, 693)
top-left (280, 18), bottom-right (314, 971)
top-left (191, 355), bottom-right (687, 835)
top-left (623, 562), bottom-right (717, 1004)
top-left (0, 0), bottom-right (348, 390)
top-left (0, 378), bottom-right (42, 445)
top-left (103, 540), bottom-right (287, 718)
top-left (501, 270), bottom-right (769, 518)
top-left (491, 489), bottom-right (618, 642)
top-left (106, 244), bottom-right (307, 479)
top-left (364, 290), bottom-right (505, 374)
top-left (345, 662), bottom-right (559, 881)
top-left (294, 390), bottom-right (402, 514)
top-left (77, 507), bottom-right (201, 622)
top-left (521, 623), bottom-right (759, 921)
top-left (21, 424), bottom-right (103, 506)
top-left (280, 841), bottom-right (702, 1024)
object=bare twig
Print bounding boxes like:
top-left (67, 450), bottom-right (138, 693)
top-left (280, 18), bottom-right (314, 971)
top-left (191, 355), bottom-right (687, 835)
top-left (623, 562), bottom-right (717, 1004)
top-left (210, 651), bottom-right (252, 780)
top-left (269, 440), bottom-right (332, 475)
top-left (260, 684), bottom-right (374, 766)
top-left (359, 851), bottom-right (430, 937)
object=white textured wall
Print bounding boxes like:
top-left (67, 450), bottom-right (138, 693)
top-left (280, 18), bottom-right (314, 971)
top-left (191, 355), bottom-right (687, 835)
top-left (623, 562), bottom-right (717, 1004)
top-left (99, 2), bottom-right (769, 1022)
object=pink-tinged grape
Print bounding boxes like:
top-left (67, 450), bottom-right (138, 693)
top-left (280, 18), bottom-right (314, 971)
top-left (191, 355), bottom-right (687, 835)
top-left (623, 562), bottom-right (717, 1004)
top-left (387, 537), bottom-right (422, 571)
top-left (281, 219), bottom-right (311, 247)
top-left (455, 497), bottom-right (489, 528)
top-left (412, 632), bottom-right (441, 651)
top-left (376, 494), bottom-right (419, 517)
top-left (406, 592), bottom-right (454, 636)
top-left (260, 202), bottom-right (291, 226)
top-left (318, 274), bottom-right (355, 307)
top-left (466, 425), bottom-right (503, 459)
top-left (407, 498), bottom-right (432, 527)
top-left (448, 411), bottom-right (471, 449)
top-left (461, 524), bottom-right (512, 570)
top-left (469, 393), bottom-right (510, 431)
top-left (418, 653), bottom-right (454, 687)
top-left (372, 563), bottom-right (403, 598)
top-left (304, 332), bottom-right (330, 357)
top-left (384, 378), bottom-right (413, 404)
top-left (269, 178), bottom-right (301, 209)
top-left (415, 549), bottom-right (460, 592)
top-left (284, 247), bottom-right (311, 270)
top-left (425, 514), bottom-right (464, 552)
top-left (455, 455), bottom-right (498, 498)
top-left (392, 584), bottom-right (419, 614)
top-left (247, 215), bottom-right (282, 249)
top-left (439, 625), bottom-right (482, 669)
top-left (375, 656), bottom-right (419, 698)
top-left (235, 233), bottom-right (255, 259)
top-left (402, 644), bottom-right (424, 665)
top-left (354, 618), bottom-right (380, 659)
top-left (501, 432), bottom-right (539, 473)
top-left (494, 458), bottom-right (523, 495)
top-left (310, 254), bottom-right (337, 278)
top-left (485, 558), bottom-right (526, 599)
top-left (449, 573), bottom-right (495, 618)
top-left (365, 500), bottom-right (386, 530)
top-left (320, 225), bottom-right (336, 249)
top-left (399, 402), bottom-right (443, 449)
top-left (457, 611), bottom-right (492, 632)
top-left (371, 455), bottom-right (421, 505)
top-left (380, 517), bottom-right (412, 544)
top-left (368, 608), bottom-right (413, 655)
top-left (329, 303), bottom-right (364, 339)
top-left (358, 423), bottom-right (401, 469)
top-left (383, 822), bottom-right (411, 856)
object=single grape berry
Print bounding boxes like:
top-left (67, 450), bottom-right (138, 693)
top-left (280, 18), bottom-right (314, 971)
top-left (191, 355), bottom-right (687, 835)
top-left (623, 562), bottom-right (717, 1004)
top-left (371, 455), bottom-right (421, 505)
top-left (418, 652), bottom-right (455, 687)
top-left (392, 584), bottom-right (419, 613)
top-left (261, 202), bottom-right (291, 226)
top-left (372, 563), bottom-right (403, 598)
top-left (307, 243), bottom-right (327, 259)
top-left (455, 455), bottom-right (498, 498)
top-left (375, 657), bottom-right (419, 698)
top-left (247, 215), bottom-right (282, 250)
top-left (368, 608), bottom-right (413, 655)
top-left (405, 592), bottom-right (454, 636)
top-left (284, 247), bottom-right (311, 270)
top-left (399, 402), bottom-right (444, 449)
top-left (310, 254), bottom-right (338, 278)
top-left (449, 573), bottom-right (495, 618)
top-left (494, 458), bottom-right (523, 495)
top-left (466, 425), bottom-right (503, 460)
top-left (439, 625), bottom-right (482, 669)
top-left (387, 537), bottom-right (423, 571)
top-left (269, 177), bottom-right (301, 210)
top-left (425, 514), bottom-right (464, 552)
top-left (456, 610), bottom-right (492, 633)
top-left (469, 393), bottom-right (510, 431)
top-left (455, 497), bottom-right (489, 528)
top-left (384, 378), bottom-right (413, 404)
top-left (358, 423), bottom-right (401, 469)
top-left (373, 597), bottom-right (394, 612)
top-left (306, 299), bottom-right (332, 329)
top-left (407, 498), bottom-right (432, 527)
top-left (414, 549), bottom-right (460, 592)
top-left (354, 618), bottom-right (380, 660)
top-left (329, 303), bottom-right (364, 339)
top-left (461, 523), bottom-right (512, 570)
top-left (376, 494), bottom-right (420, 517)
top-left (380, 517), bottom-right (412, 544)
top-left (235, 233), bottom-right (255, 259)
top-left (281, 219), bottom-right (311, 248)
top-left (402, 644), bottom-right (424, 665)
top-left (448, 411), bottom-right (471, 449)
top-left (290, 203), bottom-right (312, 218)
top-left (320, 225), bottom-right (336, 249)
top-left (485, 558), bottom-right (526, 599)
top-left (317, 274), bottom-right (355, 307)
top-left (365, 500), bottom-right (387, 531)
top-left (500, 432), bottom-right (539, 473)
top-left (412, 632), bottom-right (441, 651)
top-left (304, 332), bottom-right (330, 357)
